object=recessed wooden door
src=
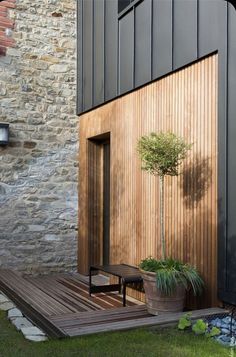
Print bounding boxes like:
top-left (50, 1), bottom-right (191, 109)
top-left (103, 141), bottom-right (110, 265)
top-left (87, 135), bottom-right (110, 268)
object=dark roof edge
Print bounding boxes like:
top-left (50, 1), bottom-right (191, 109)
top-left (226, 0), bottom-right (236, 10)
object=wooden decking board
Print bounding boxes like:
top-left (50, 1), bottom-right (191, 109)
top-left (58, 277), bottom-right (131, 309)
top-left (63, 307), bottom-right (228, 337)
top-left (51, 304), bottom-right (146, 323)
top-left (0, 271), bottom-right (66, 338)
top-left (27, 274), bottom-right (128, 312)
top-left (26, 276), bottom-right (91, 313)
top-left (51, 306), bottom-right (149, 328)
top-left (0, 270), bottom-right (228, 338)
top-left (0, 270), bottom-right (70, 316)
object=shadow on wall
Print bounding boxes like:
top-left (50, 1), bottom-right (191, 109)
top-left (181, 154), bottom-right (212, 209)
top-left (176, 154), bottom-right (216, 308)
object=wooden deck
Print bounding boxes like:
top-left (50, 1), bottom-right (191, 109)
top-left (0, 270), bottom-right (228, 338)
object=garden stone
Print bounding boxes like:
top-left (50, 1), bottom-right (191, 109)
top-left (25, 335), bottom-right (48, 342)
top-left (222, 317), bottom-right (231, 324)
top-left (8, 308), bottom-right (23, 319)
top-left (0, 301), bottom-right (15, 311)
top-left (12, 317), bottom-right (33, 331)
top-left (21, 326), bottom-right (45, 336)
top-left (221, 328), bottom-right (230, 335)
top-left (222, 324), bottom-right (229, 329)
top-left (220, 335), bottom-right (231, 343)
top-left (0, 294), bottom-right (9, 304)
top-left (210, 319), bottom-right (218, 326)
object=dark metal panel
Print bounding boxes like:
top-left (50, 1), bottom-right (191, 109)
top-left (77, 0), bottom-right (83, 114)
top-left (200, 4), bottom-right (227, 262)
top-left (119, 10), bottom-right (134, 94)
top-left (152, 0), bottom-right (172, 78)
top-left (105, 0), bottom-right (118, 101)
top-left (198, 0), bottom-right (226, 57)
top-left (94, 0), bottom-right (105, 106)
top-left (173, 0), bottom-right (198, 69)
top-left (226, 2), bottom-right (236, 298)
top-left (134, 0), bottom-right (151, 88)
top-left (82, 0), bottom-right (93, 111)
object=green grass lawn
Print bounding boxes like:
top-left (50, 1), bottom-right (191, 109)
top-left (0, 310), bottom-right (232, 357)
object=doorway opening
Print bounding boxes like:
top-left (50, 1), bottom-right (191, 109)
top-left (88, 133), bottom-right (110, 267)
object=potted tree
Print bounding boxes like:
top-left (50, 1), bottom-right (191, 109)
top-left (137, 132), bottom-right (204, 315)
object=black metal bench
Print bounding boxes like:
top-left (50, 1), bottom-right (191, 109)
top-left (89, 264), bottom-right (143, 307)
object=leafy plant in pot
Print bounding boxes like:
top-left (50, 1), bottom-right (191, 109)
top-left (137, 132), bottom-right (204, 315)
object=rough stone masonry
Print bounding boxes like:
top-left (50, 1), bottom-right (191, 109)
top-left (0, 0), bottom-right (78, 274)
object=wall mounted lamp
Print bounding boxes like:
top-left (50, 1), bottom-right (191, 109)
top-left (0, 123), bottom-right (9, 145)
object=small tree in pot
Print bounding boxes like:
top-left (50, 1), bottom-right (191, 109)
top-left (137, 132), bottom-right (204, 315)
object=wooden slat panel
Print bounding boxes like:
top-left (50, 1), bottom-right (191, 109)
top-left (78, 55), bottom-right (218, 308)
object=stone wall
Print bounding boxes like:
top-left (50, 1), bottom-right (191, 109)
top-left (0, 0), bottom-right (78, 274)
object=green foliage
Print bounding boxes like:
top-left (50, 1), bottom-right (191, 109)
top-left (178, 313), bottom-right (192, 330)
top-left (178, 314), bottom-right (221, 341)
top-left (192, 319), bottom-right (208, 335)
top-left (207, 327), bottom-right (221, 338)
top-left (140, 257), bottom-right (204, 296)
top-left (137, 132), bottom-right (192, 177)
top-left (137, 131), bottom-right (193, 261)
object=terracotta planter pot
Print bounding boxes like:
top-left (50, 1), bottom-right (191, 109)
top-left (140, 269), bottom-right (185, 315)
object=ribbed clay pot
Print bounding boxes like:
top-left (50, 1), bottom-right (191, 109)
top-left (140, 269), bottom-right (185, 315)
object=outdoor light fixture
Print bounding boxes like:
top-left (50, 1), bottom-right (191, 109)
top-left (0, 123), bottom-right (9, 145)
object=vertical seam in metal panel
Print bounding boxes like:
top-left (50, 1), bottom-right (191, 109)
top-left (171, 0), bottom-right (174, 70)
top-left (92, 0), bottom-right (94, 108)
top-left (225, 1), bottom-right (229, 292)
top-left (76, 0), bottom-right (79, 114)
top-left (117, 9), bottom-right (120, 95)
top-left (79, 0), bottom-right (83, 113)
top-left (103, 0), bottom-right (106, 103)
top-left (133, 6), bottom-right (135, 88)
top-left (197, 0), bottom-right (199, 58)
top-left (150, 0), bottom-right (153, 80)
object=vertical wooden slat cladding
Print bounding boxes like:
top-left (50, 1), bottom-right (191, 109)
top-left (104, 0), bottom-right (118, 101)
top-left (78, 55), bottom-right (218, 308)
top-left (82, 0), bottom-right (93, 110)
top-left (173, 0), bottom-right (198, 69)
top-left (93, 0), bottom-right (105, 106)
top-left (119, 10), bottom-right (134, 95)
top-left (134, 0), bottom-right (152, 88)
top-left (152, 0), bottom-right (172, 78)
top-left (226, 4), bottom-right (236, 299)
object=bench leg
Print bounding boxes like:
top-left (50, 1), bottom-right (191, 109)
top-left (122, 281), bottom-right (126, 307)
top-left (89, 266), bottom-right (96, 296)
top-left (118, 277), bottom-right (122, 294)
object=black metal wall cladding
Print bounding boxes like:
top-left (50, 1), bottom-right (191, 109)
top-left (77, 0), bottom-right (236, 306)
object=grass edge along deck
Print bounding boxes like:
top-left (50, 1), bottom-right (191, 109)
top-left (0, 270), bottom-right (229, 338)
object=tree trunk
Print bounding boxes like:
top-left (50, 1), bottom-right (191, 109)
top-left (159, 175), bottom-right (166, 260)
